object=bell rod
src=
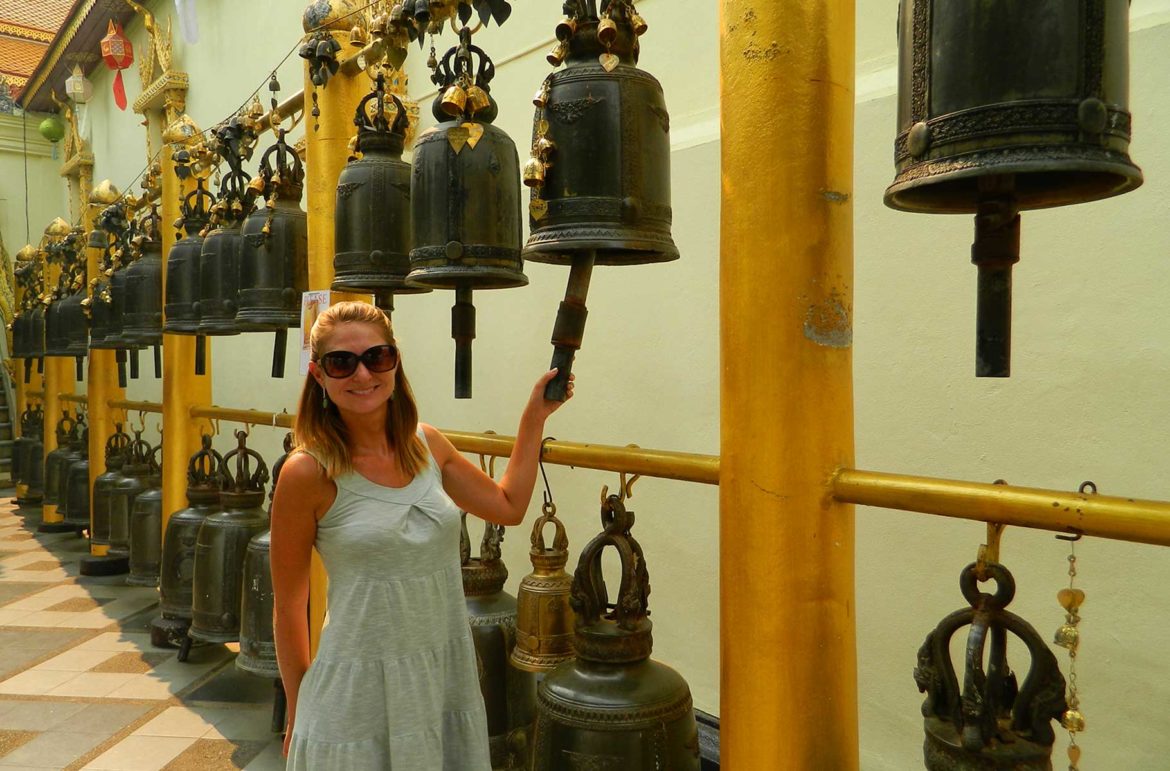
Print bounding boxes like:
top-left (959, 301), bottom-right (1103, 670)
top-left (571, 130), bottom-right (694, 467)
top-left (545, 251), bottom-right (595, 401)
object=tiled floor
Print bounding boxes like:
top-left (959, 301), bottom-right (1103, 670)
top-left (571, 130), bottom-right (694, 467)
top-left (0, 498), bottom-right (284, 770)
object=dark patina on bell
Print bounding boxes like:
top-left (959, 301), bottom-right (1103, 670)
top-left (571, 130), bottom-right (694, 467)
top-left (42, 411), bottom-right (76, 510)
top-left (524, 0), bottom-right (676, 400)
top-left (460, 513), bottom-right (535, 770)
top-left (189, 429), bottom-right (269, 647)
top-left (333, 73), bottom-right (429, 313)
top-left (886, 0), bottom-right (1142, 377)
top-left (128, 442), bottom-right (164, 587)
top-left (152, 434), bottom-right (224, 649)
top-left (121, 208), bottom-right (165, 378)
top-left (532, 494), bottom-right (700, 770)
top-left (408, 27), bottom-right (527, 398)
top-left (237, 131), bottom-right (308, 378)
top-left (60, 416), bottom-right (91, 531)
top-left (91, 423), bottom-right (132, 554)
top-left (915, 562), bottom-right (1067, 770)
top-left (16, 405), bottom-right (44, 506)
top-left (511, 498), bottom-right (575, 673)
top-left (108, 429), bottom-right (153, 560)
top-left (164, 180), bottom-right (214, 335)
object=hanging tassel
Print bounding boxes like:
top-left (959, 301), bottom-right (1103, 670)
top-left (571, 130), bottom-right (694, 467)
top-left (174, 0), bottom-right (199, 44)
top-left (112, 70), bottom-right (127, 111)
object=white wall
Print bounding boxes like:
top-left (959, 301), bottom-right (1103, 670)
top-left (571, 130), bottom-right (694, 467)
top-left (39, 0), bottom-right (1170, 767)
top-left (0, 113), bottom-right (69, 258)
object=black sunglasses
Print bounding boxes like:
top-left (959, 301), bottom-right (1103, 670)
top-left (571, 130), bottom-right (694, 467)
top-left (317, 344), bottom-right (399, 379)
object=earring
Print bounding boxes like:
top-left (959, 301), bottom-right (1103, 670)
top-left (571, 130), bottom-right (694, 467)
top-left (322, 390), bottom-right (330, 409)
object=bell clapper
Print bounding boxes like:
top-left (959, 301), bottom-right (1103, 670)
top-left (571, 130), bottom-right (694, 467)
top-left (452, 286), bottom-right (475, 399)
top-left (545, 251), bottom-right (595, 402)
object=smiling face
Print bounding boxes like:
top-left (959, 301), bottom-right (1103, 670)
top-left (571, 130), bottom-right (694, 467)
top-left (310, 321), bottom-right (398, 418)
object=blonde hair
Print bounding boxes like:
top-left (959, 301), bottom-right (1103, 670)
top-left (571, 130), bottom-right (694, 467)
top-left (293, 301), bottom-right (428, 480)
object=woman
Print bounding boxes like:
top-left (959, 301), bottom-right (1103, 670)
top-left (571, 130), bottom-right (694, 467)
top-left (270, 301), bottom-right (572, 769)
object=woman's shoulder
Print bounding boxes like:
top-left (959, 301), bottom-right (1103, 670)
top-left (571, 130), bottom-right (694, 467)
top-left (272, 451), bottom-right (336, 521)
top-left (418, 423), bottom-right (451, 468)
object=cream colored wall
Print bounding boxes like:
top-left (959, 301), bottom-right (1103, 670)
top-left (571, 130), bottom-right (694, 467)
top-left (0, 114), bottom-right (69, 257)
top-left (36, 0), bottom-right (1170, 767)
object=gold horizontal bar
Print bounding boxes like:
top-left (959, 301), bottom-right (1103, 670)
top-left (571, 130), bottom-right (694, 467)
top-left (26, 390), bottom-right (44, 399)
top-left (833, 468), bottom-right (1170, 548)
top-left (190, 405), bottom-right (294, 429)
top-left (108, 399), bottom-right (163, 414)
top-left (442, 430), bottom-right (721, 485)
top-left (59, 394), bottom-right (86, 404)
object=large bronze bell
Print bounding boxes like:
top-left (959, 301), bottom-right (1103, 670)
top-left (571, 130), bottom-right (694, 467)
top-left (163, 181), bottom-right (214, 335)
top-left (152, 434), bottom-right (223, 649)
top-left (886, 0), bottom-right (1142, 377)
top-left (408, 27), bottom-right (527, 398)
top-left (189, 429), bottom-right (269, 646)
top-left (16, 406), bottom-right (44, 506)
top-left (524, 0), bottom-right (677, 399)
top-left (121, 208), bottom-right (165, 376)
top-left (42, 411), bottom-right (76, 509)
top-left (59, 417), bottom-right (90, 531)
top-left (236, 131), bottom-right (308, 378)
top-left (333, 73), bottom-right (429, 313)
top-left (914, 562), bottom-right (1067, 770)
top-left (108, 429), bottom-right (153, 560)
top-left (128, 443), bottom-right (164, 587)
top-left (91, 424), bottom-right (132, 553)
top-left (512, 498), bottom-right (575, 673)
top-left (238, 433), bottom-right (292, 677)
top-left (461, 513), bottom-right (536, 769)
top-left (531, 494), bottom-right (700, 771)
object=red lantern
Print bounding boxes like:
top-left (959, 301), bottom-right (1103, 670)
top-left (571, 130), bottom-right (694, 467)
top-left (100, 20), bottom-right (133, 111)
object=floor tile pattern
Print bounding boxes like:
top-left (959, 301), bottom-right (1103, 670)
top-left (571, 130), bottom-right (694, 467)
top-left (0, 499), bottom-right (284, 770)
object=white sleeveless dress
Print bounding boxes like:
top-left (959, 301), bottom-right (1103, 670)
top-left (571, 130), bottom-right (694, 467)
top-left (285, 434), bottom-right (491, 770)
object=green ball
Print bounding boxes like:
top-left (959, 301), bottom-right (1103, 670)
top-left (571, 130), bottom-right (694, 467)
top-left (38, 115), bottom-right (65, 143)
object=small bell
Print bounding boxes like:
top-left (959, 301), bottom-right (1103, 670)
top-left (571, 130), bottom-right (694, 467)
top-left (546, 41), bottom-right (568, 67)
top-left (465, 85), bottom-right (491, 116)
top-left (532, 85), bottom-right (548, 109)
top-left (522, 157), bottom-right (546, 188)
top-left (533, 135), bottom-right (556, 165)
top-left (1061, 709), bottom-right (1086, 733)
top-left (1053, 623), bottom-right (1079, 650)
top-left (511, 500), bottom-right (574, 672)
top-left (440, 84), bottom-right (468, 117)
top-left (349, 24), bottom-right (368, 47)
top-left (554, 17), bottom-right (576, 41)
top-left (596, 17), bottom-right (618, 46)
top-left (630, 12), bottom-right (648, 36)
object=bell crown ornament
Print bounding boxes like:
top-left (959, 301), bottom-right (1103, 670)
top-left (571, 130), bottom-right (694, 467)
top-left (569, 493), bottom-right (652, 664)
top-left (460, 513), bottom-right (508, 596)
top-left (124, 429), bottom-right (155, 477)
top-left (218, 429), bottom-right (269, 509)
top-left (187, 434), bottom-right (224, 504)
top-left (914, 562), bottom-right (1067, 770)
top-left (105, 422), bottom-right (132, 471)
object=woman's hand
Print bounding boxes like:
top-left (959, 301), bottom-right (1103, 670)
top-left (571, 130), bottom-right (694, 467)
top-left (525, 368), bottom-right (575, 422)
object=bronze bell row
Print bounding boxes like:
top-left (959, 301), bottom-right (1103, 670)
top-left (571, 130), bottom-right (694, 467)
top-left (13, 404), bottom-right (45, 506)
top-left (42, 227), bottom-right (90, 382)
top-left (334, 29), bottom-right (525, 399)
top-left (164, 115), bottom-right (308, 378)
top-left (886, 0), bottom-right (1142, 376)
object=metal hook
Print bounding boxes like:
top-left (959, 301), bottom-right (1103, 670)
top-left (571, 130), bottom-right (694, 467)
top-left (1056, 481), bottom-right (1095, 542)
top-left (136, 411), bottom-right (146, 432)
top-left (242, 422), bottom-right (252, 437)
top-left (539, 436), bottom-right (555, 509)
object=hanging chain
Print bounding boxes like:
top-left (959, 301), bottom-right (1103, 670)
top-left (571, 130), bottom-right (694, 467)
top-left (1056, 481), bottom-right (1092, 771)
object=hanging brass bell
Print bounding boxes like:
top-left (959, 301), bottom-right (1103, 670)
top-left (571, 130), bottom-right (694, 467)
top-left (914, 562), bottom-right (1067, 769)
top-left (596, 17), bottom-right (618, 46)
top-left (522, 157), bottom-right (546, 188)
top-left (531, 494), bottom-right (700, 770)
top-left (545, 41), bottom-right (568, 67)
top-left (533, 135), bottom-right (556, 165)
top-left (127, 443), bottom-right (164, 587)
top-left (511, 500), bottom-right (574, 673)
top-left (1053, 623), bottom-right (1079, 650)
top-left (164, 182), bottom-right (211, 337)
top-left (630, 13), bottom-right (648, 36)
top-left (441, 83), bottom-right (469, 117)
top-left (554, 17), bottom-right (576, 42)
top-left (91, 425), bottom-right (132, 561)
top-left (465, 85), bottom-right (492, 116)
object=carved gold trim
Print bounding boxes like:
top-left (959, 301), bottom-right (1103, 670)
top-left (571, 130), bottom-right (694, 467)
top-left (0, 22), bottom-right (54, 43)
top-left (59, 152), bottom-right (94, 180)
top-left (133, 70), bottom-right (188, 114)
top-left (22, 0), bottom-right (99, 108)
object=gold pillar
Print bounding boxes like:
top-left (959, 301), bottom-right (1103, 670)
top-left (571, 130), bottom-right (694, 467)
top-left (304, 12), bottom-right (367, 655)
top-left (160, 98), bottom-right (209, 536)
top-left (86, 181), bottom-right (124, 556)
top-left (719, 0), bottom-right (858, 767)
